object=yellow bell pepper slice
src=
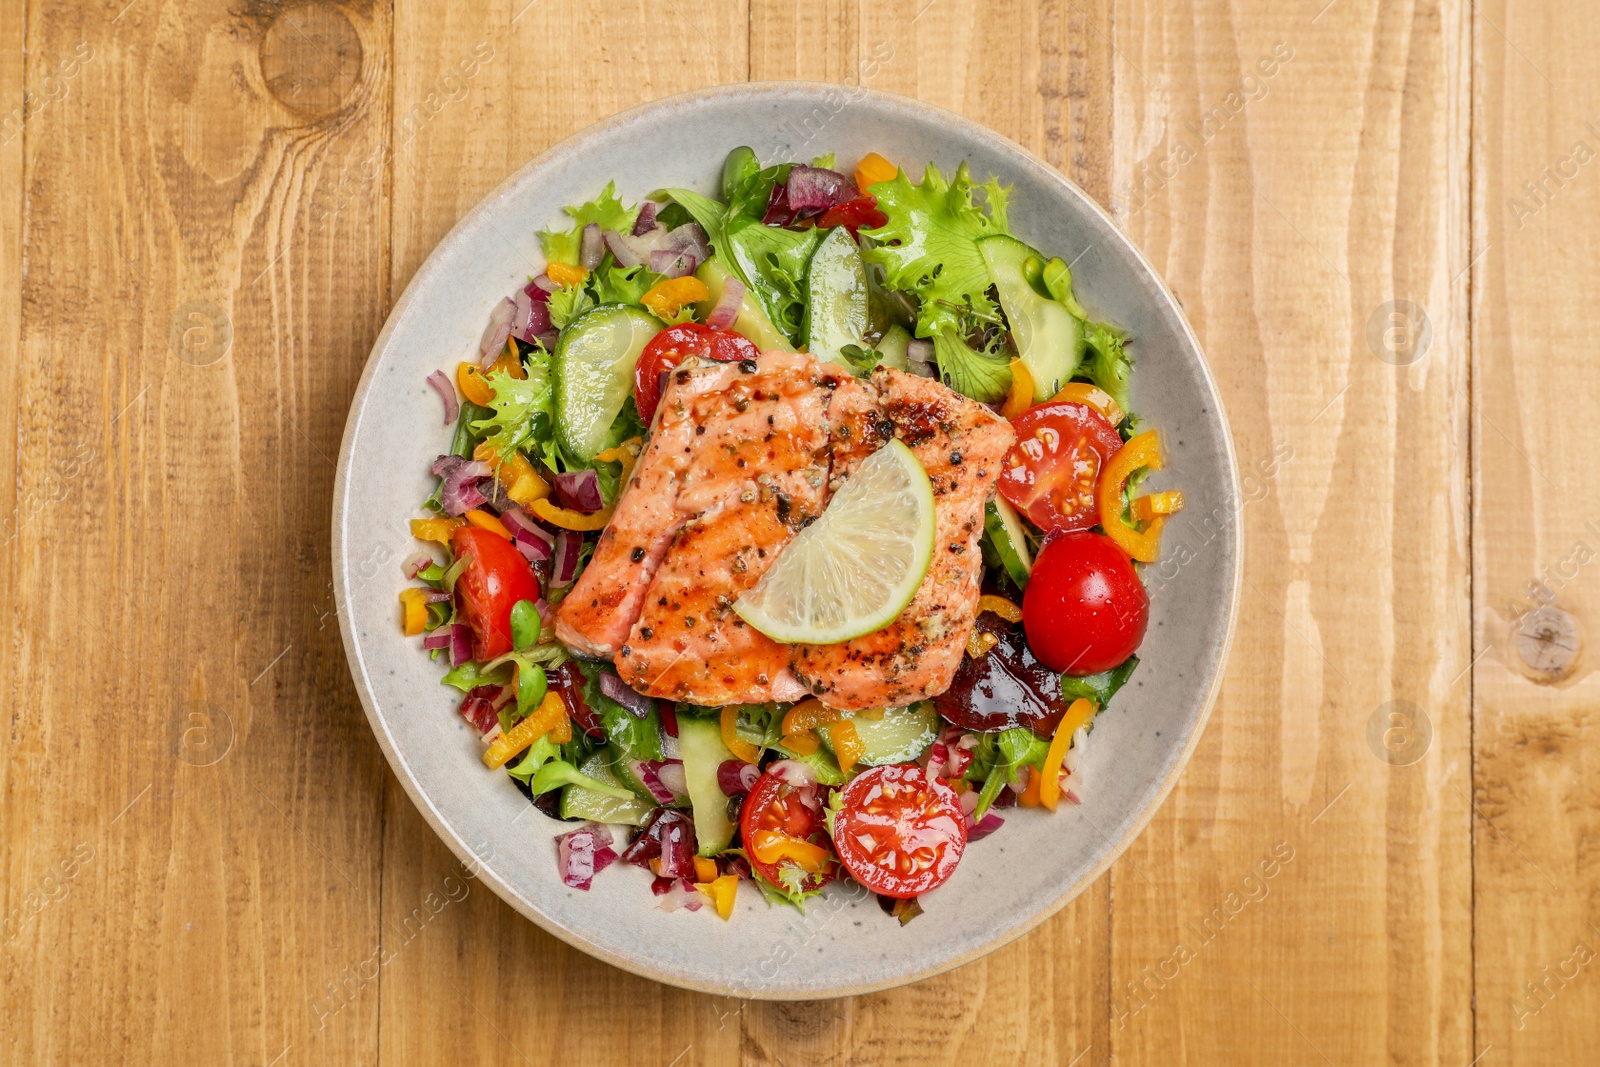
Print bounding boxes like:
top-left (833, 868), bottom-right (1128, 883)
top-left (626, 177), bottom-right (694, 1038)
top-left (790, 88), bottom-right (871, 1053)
top-left (1017, 767), bottom-right (1043, 807)
top-left (473, 441), bottom-right (551, 506)
top-left (1000, 359), bottom-right (1035, 419)
top-left (482, 691), bottom-right (570, 769)
top-left (749, 830), bottom-right (829, 873)
top-left (464, 509), bottom-right (512, 539)
top-left (1040, 698), bottom-right (1095, 811)
top-left (1132, 490), bottom-right (1186, 523)
top-left (410, 516), bottom-right (463, 546)
top-left (694, 873), bottom-right (739, 920)
top-left (692, 857), bottom-right (718, 883)
top-left (1049, 381), bottom-right (1124, 425)
top-left (457, 362), bottom-right (496, 407)
top-left (781, 699), bottom-right (838, 735)
top-left (965, 629), bottom-right (999, 658)
top-left (830, 720), bottom-right (865, 772)
top-left (490, 338), bottom-right (526, 380)
top-left (854, 151), bottom-right (898, 192)
top-left (546, 261), bottom-right (587, 287)
top-left (640, 276), bottom-right (710, 321)
top-left (779, 732), bottom-right (820, 755)
top-left (977, 594), bottom-right (1023, 623)
top-left (721, 705), bottom-right (761, 764)
top-left (399, 588), bottom-right (429, 636)
top-left (530, 497), bottom-right (610, 531)
top-left (1097, 430), bottom-right (1167, 563)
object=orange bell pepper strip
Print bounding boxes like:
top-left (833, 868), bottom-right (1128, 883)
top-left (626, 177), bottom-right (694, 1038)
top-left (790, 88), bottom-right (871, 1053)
top-left (594, 439), bottom-right (641, 492)
top-left (482, 691), bottom-right (570, 769)
top-left (721, 705), bottom-right (761, 764)
top-left (830, 720), bottom-right (865, 772)
top-left (694, 873), bottom-right (739, 920)
top-left (472, 441), bottom-right (551, 507)
top-left (965, 629), bottom-right (999, 658)
top-left (977, 594), bottom-right (1023, 623)
top-left (640, 276), bottom-right (709, 321)
top-left (779, 732), bottom-right (821, 756)
top-left (1097, 430), bottom-right (1167, 563)
top-left (530, 497), bottom-right (610, 532)
top-left (749, 830), bottom-right (829, 873)
top-left (1132, 490), bottom-right (1186, 523)
top-left (398, 588), bottom-right (429, 636)
top-left (781, 699), bottom-right (839, 735)
top-left (546, 261), bottom-right (587, 287)
top-left (1040, 698), bottom-right (1096, 811)
top-left (1000, 359), bottom-right (1036, 418)
top-left (1049, 381), bottom-right (1124, 425)
top-left (464, 508), bottom-right (512, 539)
top-left (692, 856), bottom-right (718, 883)
top-left (1017, 767), bottom-right (1043, 807)
top-left (411, 516), bottom-right (463, 546)
top-left (457, 362), bottom-right (496, 407)
top-left (854, 152), bottom-right (898, 192)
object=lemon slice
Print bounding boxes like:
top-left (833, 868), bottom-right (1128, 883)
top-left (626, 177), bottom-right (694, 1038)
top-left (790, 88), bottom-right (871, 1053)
top-left (735, 439), bottom-right (936, 644)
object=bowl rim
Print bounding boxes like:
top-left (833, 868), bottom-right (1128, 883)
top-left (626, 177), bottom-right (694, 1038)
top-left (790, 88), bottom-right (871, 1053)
top-left (333, 81), bottom-right (1243, 998)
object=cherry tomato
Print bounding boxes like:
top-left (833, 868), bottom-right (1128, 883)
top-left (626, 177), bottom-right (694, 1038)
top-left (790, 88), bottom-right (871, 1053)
top-left (1023, 530), bottom-right (1148, 676)
top-left (450, 525), bottom-right (542, 661)
top-left (818, 195), bottom-right (888, 237)
top-left (634, 323), bottom-right (759, 423)
top-left (998, 401), bottom-right (1124, 533)
top-left (832, 765), bottom-right (967, 899)
top-left (739, 771), bottom-right (837, 894)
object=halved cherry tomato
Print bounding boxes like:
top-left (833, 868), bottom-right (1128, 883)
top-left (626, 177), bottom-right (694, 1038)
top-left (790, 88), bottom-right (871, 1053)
top-left (1022, 530), bottom-right (1148, 676)
top-left (818, 195), bottom-right (888, 237)
top-left (832, 765), bottom-right (967, 899)
top-left (633, 323), bottom-right (759, 423)
top-left (998, 401), bottom-right (1124, 533)
top-left (450, 525), bottom-right (542, 661)
top-left (739, 771), bottom-right (838, 895)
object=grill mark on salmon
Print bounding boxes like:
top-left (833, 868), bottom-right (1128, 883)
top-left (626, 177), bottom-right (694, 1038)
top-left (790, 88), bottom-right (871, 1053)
top-left (790, 367), bottom-right (1016, 710)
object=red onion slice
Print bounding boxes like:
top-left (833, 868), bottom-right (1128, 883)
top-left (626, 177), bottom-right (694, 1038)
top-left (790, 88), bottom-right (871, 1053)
top-left (599, 671), bottom-right (653, 718)
top-left (579, 222), bottom-right (605, 270)
top-left (661, 223), bottom-right (710, 262)
top-left (480, 297), bottom-right (515, 367)
top-left (602, 229), bottom-right (646, 268)
top-left (556, 823), bottom-right (616, 890)
top-left (655, 760), bottom-right (688, 798)
top-left (705, 276), bottom-right (745, 329)
top-left (458, 685), bottom-right (501, 734)
top-left (655, 878), bottom-right (702, 912)
top-left (632, 201), bottom-right (659, 236)
top-left (422, 630), bottom-right (452, 651)
top-left (550, 530), bottom-right (582, 588)
top-left (552, 469), bottom-right (603, 513)
top-left (431, 455), bottom-right (493, 517)
top-left (620, 809), bottom-right (698, 878)
top-left (767, 759), bottom-right (817, 788)
top-left (648, 249), bottom-right (697, 279)
top-left (717, 759), bottom-right (759, 797)
top-left (659, 701), bottom-right (679, 738)
top-left (524, 278), bottom-right (551, 304)
top-left (500, 507), bottom-right (555, 559)
top-left (531, 273), bottom-right (559, 294)
top-left (632, 760), bottom-right (679, 805)
top-left (968, 811), bottom-right (1005, 841)
top-left (403, 551), bottom-right (434, 579)
top-left (425, 370), bottom-right (458, 426)
top-left (786, 165), bottom-right (856, 213)
top-left (449, 623), bottom-right (473, 668)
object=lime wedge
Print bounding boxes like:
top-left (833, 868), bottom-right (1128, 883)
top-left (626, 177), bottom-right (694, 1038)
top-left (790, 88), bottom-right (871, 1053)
top-left (734, 439), bottom-right (936, 644)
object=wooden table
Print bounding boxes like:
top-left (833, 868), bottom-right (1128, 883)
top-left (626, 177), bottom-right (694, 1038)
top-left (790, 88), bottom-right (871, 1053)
top-left (1, 1), bottom-right (1591, 1063)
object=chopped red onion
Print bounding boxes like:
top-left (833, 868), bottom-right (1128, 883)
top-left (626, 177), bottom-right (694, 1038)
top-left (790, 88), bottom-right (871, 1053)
top-left (500, 507), bottom-right (555, 559)
top-left (656, 760), bottom-right (688, 798)
top-left (631, 760), bottom-right (679, 805)
top-left (458, 685), bottom-right (500, 735)
top-left (422, 630), bottom-right (452, 651)
top-left (531, 273), bottom-right (559, 294)
top-left (599, 671), bottom-right (653, 718)
top-left (556, 823), bottom-right (617, 890)
top-left (1064, 788), bottom-right (1083, 805)
top-left (431, 455), bottom-right (492, 517)
top-left (602, 229), bottom-right (646, 268)
top-left (550, 530), bottom-right (582, 588)
top-left (552, 469), bottom-right (604, 513)
top-left (968, 812), bottom-right (1005, 841)
top-left (523, 278), bottom-right (551, 304)
top-left (403, 551), bottom-right (434, 579)
top-left (648, 249), bottom-right (698, 279)
top-left (660, 701), bottom-right (679, 738)
top-left (705, 276), bottom-right (745, 329)
top-left (423, 590), bottom-right (451, 604)
top-left (620, 809), bottom-right (697, 879)
top-left (767, 759), bottom-right (817, 788)
top-left (425, 370), bottom-right (458, 425)
top-left (655, 878), bottom-right (703, 912)
top-left (786, 165), bottom-right (856, 213)
top-left (579, 223), bottom-right (605, 270)
top-left (661, 222), bottom-right (710, 263)
top-left (632, 201), bottom-right (659, 236)
top-left (480, 297), bottom-right (515, 366)
top-left (490, 684), bottom-right (515, 711)
top-left (449, 623), bottom-right (473, 668)
top-left (717, 759), bottom-right (760, 797)
top-left (533, 329), bottom-right (559, 351)
top-left (509, 288), bottom-right (551, 343)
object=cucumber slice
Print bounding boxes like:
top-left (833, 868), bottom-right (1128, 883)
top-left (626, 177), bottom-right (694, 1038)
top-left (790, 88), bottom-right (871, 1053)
top-left (985, 497), bottom-right (1034, 588)
top-left (803, 226), bottom-right (869, 367)
top-left (977, 234), bottom-right (1085, 400)
top-left (553, 304), bottom-right (663, 463)
top-left (695, 257), bottom-right (793, 352)
top-left (560, 752), bottom-right (655, 825)
top-left (819, 702), bottom-right (939, 766)
top-left (875, 324), bottom-right (912, 372)
top-left (676, 714), bottom-right (738, 856)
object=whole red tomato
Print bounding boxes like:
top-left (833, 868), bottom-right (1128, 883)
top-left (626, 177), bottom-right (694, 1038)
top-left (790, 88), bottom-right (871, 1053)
top-left (998, 401), bottom-right (1124, 533)
top-left (1023, 530), bottom-right (1148, 676)
top-left (634, 323), bottom-right (759, 423)
top-left (450, 525), bottom-right (542, 661)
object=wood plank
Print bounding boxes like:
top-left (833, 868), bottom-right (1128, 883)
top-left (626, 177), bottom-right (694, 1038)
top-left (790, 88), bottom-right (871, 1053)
top-left (0, 1), bottom-right (393, 1064)
top-left (1106, 1), bottom-right (1473, 1064)
top-left (376, 4), bottom-right (749, 1065)
top-left (1472, 3), bottom-right (1600, 1062)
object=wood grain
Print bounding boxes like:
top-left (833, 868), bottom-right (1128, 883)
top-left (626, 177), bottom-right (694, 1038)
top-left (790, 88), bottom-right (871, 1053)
top-left (5, 0), bottom-right (1599, 1062)
top-left (1472, 2), bottom-right (1600, 1062)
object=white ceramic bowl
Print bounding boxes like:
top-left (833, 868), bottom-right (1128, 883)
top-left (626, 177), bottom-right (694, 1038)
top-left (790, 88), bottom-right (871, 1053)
top-left (333, 84), bottom-right (1240, 998)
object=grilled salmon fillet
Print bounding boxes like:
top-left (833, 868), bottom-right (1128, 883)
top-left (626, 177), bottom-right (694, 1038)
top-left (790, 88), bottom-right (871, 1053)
top-left (790, 367), bottom-right (1016, 710)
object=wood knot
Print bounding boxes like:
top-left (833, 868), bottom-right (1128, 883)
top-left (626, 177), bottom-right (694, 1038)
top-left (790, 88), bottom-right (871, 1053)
top-left (259, 4), bottom-right (362, 118)
top-left (1514, 605), bottom-right (1580, 683)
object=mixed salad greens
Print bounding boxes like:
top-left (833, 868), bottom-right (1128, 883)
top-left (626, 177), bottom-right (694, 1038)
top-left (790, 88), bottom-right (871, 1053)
top-left (398, 147), bottom-right (1184, 919)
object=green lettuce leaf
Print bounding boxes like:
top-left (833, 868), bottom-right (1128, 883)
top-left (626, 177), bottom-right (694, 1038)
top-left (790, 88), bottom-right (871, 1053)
top-left (862, 162), bottom-right (1011, 337)
top-left (723, 219), bottom-right (822, 344)
top-left (506, 735), bottom-right (561, 786)
top-left (574, 661), bottom-right (664, 760)
top-left (440, 659), bottom-right (512, 693)
top-left (1083, 321), bottom-right (1133, 416)
top-left (470, 354), bottom-right (554, 457)
top-left (932, 327), bottom-right (1012, 403)
top-left (539, 182), bottom-right (639, 265)
top-left (1060, 656), bottom-right (1139, 710)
